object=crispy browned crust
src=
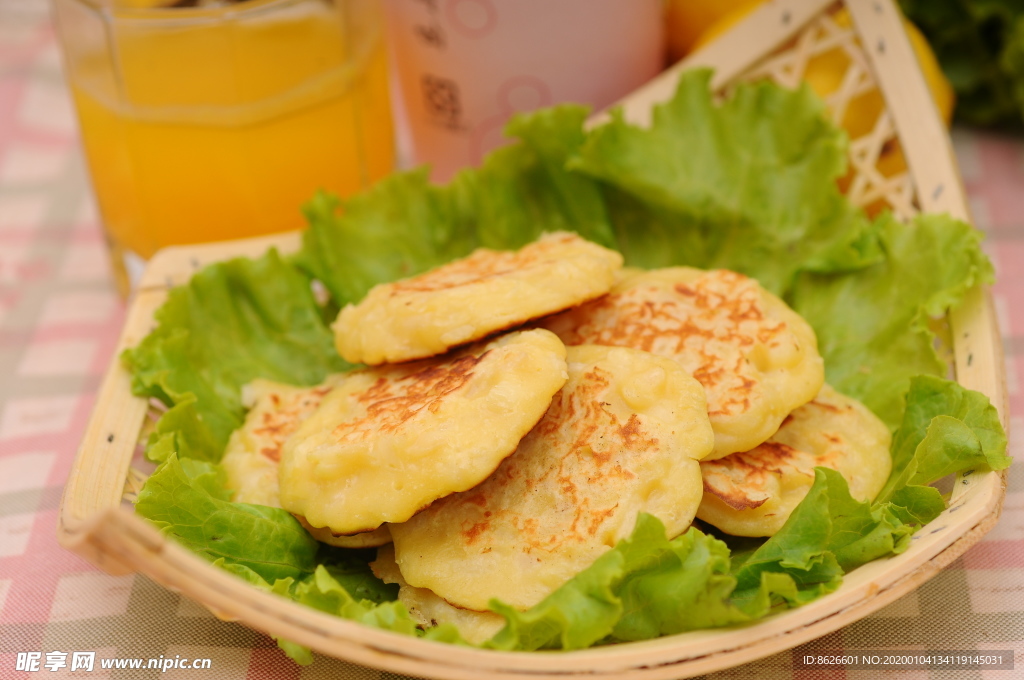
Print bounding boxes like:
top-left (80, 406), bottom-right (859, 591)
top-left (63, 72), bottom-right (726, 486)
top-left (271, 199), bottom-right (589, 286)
top-left (387, 234), bottom-right (587, 296)
top-left (438, 363), bottom-right (659, 554)
top-left (331, 352), bottom-right (486, 442)
top-left (551, 270), bottom-right (793, 422)
top-left (701, 443), bottom-right (801, 511)
top-left (699, 395), bottom-right (853, 511)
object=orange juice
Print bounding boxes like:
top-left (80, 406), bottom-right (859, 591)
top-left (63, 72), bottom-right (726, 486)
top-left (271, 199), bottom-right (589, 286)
top-left (53, 0), bottom-right (394, 293)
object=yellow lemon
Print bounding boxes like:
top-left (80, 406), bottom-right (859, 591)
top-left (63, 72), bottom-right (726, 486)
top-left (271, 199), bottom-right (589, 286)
top-left (664, 0), bottom-right (758, 62)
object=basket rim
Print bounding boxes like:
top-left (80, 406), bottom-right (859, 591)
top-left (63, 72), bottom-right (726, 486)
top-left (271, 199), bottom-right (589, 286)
top-left (57, 468), bottom-right (1005, 680)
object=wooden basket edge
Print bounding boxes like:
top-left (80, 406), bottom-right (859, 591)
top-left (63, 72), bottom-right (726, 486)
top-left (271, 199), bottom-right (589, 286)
top-left (56, 473), bottom-right (1005, 680)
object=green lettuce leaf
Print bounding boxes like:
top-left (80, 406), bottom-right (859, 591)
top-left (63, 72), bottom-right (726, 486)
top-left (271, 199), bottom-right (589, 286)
top-left (789, 213), bottom-right (993, 429)
top-left (879, 374), bottom-right (1010, 501)
top-left (135, 454), bottom-right (319, 582)
top-left (289, 566), bottom-right (418, 637)
top-left (608, 520), bottom-right (787, 639)
top-left (295, 105), bottom-right (615, 307)
top-left (487, 514), bottom-right (828, 651)
top-left (122, 249), bottom-right (349, 456)
top-left (571, 69), bottom-right (881, 294)
top-left (211, 562), bottom-right (319, 665)
top-left (733, 467), bottom-right (907, 592)
top-left (222, 561), bottom-right (466, 665)
top-left (486, 545), bottom-right (624, 651)
top-left (310, 547), bottom-right (400, 605)
top-left (297, 70), bottom-right (883, 306)
top-left (143, 397), bottom-right (222, 464)
top-left (736, 376), bottom-right (1009, 593)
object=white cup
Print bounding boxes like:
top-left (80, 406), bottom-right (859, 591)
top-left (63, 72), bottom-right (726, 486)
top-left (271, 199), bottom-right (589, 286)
top-left (385, 0), bottom-right (664, 181)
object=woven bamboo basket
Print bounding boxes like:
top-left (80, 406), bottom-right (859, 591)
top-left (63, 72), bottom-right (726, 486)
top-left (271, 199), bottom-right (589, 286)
top-left (57, 0), bottom-right (1008, 677)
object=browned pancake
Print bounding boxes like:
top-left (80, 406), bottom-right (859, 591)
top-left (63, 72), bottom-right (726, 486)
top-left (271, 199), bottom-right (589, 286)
top-left (220, 377), bottom-right (392, 548)
top-left (278, 329), bottom-right (569, 536)
top-left (697, 384), bottom-right (892, 536)
top-left (333, 232), bottom-right (622, 364)
top-left (542, 267), bottom-right (824, 458)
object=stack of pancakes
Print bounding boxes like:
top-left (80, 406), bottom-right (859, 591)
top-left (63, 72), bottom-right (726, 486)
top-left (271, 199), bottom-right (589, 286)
top-left (221, 232), bottom-right (891, 642)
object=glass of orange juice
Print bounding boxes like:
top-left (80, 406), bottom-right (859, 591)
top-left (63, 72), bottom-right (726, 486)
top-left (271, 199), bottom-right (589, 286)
top-left (52, 0), bottom-right (394, 295)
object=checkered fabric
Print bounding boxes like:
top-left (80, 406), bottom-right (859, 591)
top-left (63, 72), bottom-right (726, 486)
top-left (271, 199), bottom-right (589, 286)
top-left (0, 1), bottom-right (1022, 678)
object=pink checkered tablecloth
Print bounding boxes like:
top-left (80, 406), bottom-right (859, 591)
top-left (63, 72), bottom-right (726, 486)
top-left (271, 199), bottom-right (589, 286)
top-left (2, 1), bottom-right (1024, 678)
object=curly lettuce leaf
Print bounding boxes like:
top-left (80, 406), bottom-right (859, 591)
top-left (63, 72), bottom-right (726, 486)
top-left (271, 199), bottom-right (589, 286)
top-left (879, 374), bottom-right (1010, 501)
top-left (287, 566), bottom-right (418, 643)
top-left (486, 514), bottom-right (829, 651)
top-left (295, 105), bottom-right (615, 307)
top-left (212, 562), bottom-right (320, 665)
top-left (223, 561), bottom-right (465, 665)
top-left (736, 376), bottom-right (1009, 594)
top-left (297, 71), bottom-right (883, 308)
top-left (486, 544), bottom-right (624, 651)
top-left (122, 250), bottom-right (349, 456)
top-left (143, 398), bottom-right (222, 464)
top-left (608, 521), bottom-right (800, 639)
top-left (311, 547), bottom-right (401, 605)
top-left (733, 467), bottom-right (905, 595)
top-left (790, 213), bottom-right (994, 429)
top-left (135, 454), bottom-right (319, 582)
top-left (571, 69), bottom-right (881, 294)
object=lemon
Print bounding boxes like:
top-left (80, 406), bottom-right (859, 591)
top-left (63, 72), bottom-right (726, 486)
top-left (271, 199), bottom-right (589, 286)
top-left (664, 0), bottom-right (757, 62)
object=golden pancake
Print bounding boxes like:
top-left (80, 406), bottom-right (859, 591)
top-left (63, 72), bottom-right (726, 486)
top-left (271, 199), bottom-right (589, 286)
top-left (220, 377), bottom-right (392, 548)
top-left (333, 232), bottom-right (623, 365)
top-left (543, 267), bottom-right (824, 458)
top-left (279, 329), bottom-right (568, 536)
top-left (370, 545), bottom-right (506, 645)
top-left (389, 344), bottom-right (712, 612)
top-left (697, 384), bottom-right (892, 537)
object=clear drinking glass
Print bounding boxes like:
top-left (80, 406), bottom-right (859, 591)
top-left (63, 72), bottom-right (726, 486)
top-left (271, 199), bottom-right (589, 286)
top-left (52, 0), bottom-right (394, 294)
